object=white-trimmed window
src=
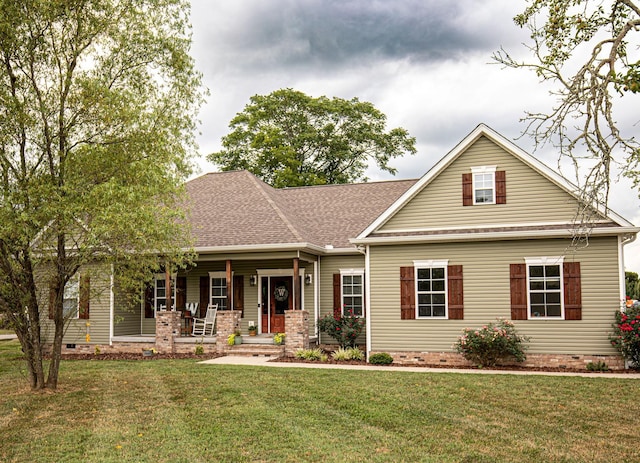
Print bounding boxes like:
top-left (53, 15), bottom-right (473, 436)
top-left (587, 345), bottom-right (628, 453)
top-left (63, 278), bottom-right (79, 319)
top-left (209, 271), bottom-right (228, 310)
top-left (340, 269), bottom-right (364, 317)
top-left (154, 274), bottom-right (176, 312)
top-left (415, 260), bottom-right (448, 318)
top-left (472, 166), bottom-right (496, 205)
top-left (526, 257), bottom-right (564, 319)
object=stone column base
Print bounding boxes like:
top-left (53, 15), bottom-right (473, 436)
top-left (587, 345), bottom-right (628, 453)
top-left (216, 311), bottom-right (242, 354)
top-left (284, 310), bottom-right (309, 356)
top-left (155, 311), bottom-right (181, 354)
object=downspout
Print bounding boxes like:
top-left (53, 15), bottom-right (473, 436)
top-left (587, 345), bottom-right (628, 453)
top-left (356, 245), bottom-right (371, 362)
top-left (314, 257), bottom-right (319, 340)
top-left (109, 264), bottom-right (114, 345)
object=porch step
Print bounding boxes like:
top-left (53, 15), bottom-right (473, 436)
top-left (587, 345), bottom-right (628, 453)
top-left (225, 343), bottom-right (285, 357)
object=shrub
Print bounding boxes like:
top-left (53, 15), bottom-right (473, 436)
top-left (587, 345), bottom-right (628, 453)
top-left (586, 360), bottom-right (609, 372)
top-left (454, 318), bottom-right (529, 367)
top-left (610, 306), bottom-right (640, 368)
top-left (194, 344), bottom-right (204, 355)
top-left (318, 310), bottom-right (365, 348)
top-left (369, 352), bottom-right (393, 365)
top-left (294, 348), bottom-right (325, 361)
top-left (331, 346), bottom-right (365, 361)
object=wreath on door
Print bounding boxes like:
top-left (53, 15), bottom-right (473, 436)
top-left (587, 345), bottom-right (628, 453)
top-left (274, 284), bottom-right (289, 302)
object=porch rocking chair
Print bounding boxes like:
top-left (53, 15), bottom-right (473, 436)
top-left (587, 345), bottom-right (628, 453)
top-left (192, 304), bottom-right (217, 336)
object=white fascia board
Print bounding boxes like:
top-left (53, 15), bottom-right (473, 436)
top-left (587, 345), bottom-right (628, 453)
top-left (357, 123), bottom-right (635, 239)
top-left (352, 226), bottom-right (640, 246)
top-left (192, 243), bottom-right (360, 256)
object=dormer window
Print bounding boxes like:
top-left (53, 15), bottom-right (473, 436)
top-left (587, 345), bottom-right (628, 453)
top-left (462, 167), bottom-right (506, 206)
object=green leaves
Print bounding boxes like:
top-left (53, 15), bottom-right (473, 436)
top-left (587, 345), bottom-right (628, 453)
top-left (209, 88), bottom-right (416, 188)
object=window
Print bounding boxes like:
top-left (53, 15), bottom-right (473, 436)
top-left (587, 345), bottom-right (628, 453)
top-left (154, 275), bottom-right (176, 312)
top-left (415, 260), bottom-right (448, 318)
top-left (63, 279), bottom-right (79, 319)
top-left (210, 272), bottom-right (228, 310)
top-left (472, 166), bottom-right (496, 205)
top-left (341, 270), bottom-right (364, 317)
top-left (526, 257), bottom-right (563, 319)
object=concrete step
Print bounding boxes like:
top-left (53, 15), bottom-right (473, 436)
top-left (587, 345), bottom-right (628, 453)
top-left (225, 343), bottom-right (285, 357)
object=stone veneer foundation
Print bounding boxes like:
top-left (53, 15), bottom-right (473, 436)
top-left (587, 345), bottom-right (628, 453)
top-left (372, 351), bottom-right (626, 370)
top-left (284, 309), bottom-right (310, 356)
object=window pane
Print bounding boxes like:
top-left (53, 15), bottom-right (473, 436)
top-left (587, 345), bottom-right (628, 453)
top-left (343, 275), bottom-right (353, 285)
top-left (417, 268), bottom-right (431, 279)
top-left (530, 280), bottom-right (544, 291)
top-left (432, 280), bottom-right (445, 292)
top-left (352, 275), bottom-right (362, 285)
top-left (545, 265), bottom-right (560, 277)
top-left (432, 268), bottom-right (445, 279)
top-left (418, 294), bottom-right (431, 305)
top-left (418, 306), bottom-right (432, 317)
top-left (546, 278), bottom-right (561, 290)
top-left (529, 266), bottom-right (543, 278)
top-left (547, 305), bottom-right (562, 317)
top-left (433, 305), bottom-right (446, 317)
top-left (530, 293), bottom-right (545, 305)
top-left (417, 280), bottom-right (431, 292)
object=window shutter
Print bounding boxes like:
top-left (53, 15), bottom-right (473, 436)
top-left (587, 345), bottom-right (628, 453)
top-left (496, 170), bottom-right (506, 204)
top-left (333, 273), bottom-right (341, 317)
top-left (199, 276), bottom-right (209, 318)
top-left (563, 262), bottom-right (582, 320)
top-left (144, 284), bottom-right (154, 318)
top-left (233, 275), bottom-right (244, 317)
top-left (447, 265), bottom-right (464, 319)
top-left (79, 275), bottom-right (90, 319)
top-left (175, 277), bottom-right (187, 310)
top-left (510, 264), bottom-right (527, 320)
top-left (400, 266), bottom-right (415, 320)
top-left (49, 282), bottom-right (56, 320)
top-left (462, 173), bottom-right (473, 206)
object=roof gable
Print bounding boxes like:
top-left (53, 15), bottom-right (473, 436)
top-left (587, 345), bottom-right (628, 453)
top-left (357, 124), bottom-right (636, 240)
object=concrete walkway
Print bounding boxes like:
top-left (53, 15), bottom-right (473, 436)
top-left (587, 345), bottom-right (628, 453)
top-left (199, 355), bottom-right (640, 378)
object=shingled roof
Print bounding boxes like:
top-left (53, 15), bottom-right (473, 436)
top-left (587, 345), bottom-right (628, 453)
top-left (185, 171), bottom-right (417, 250)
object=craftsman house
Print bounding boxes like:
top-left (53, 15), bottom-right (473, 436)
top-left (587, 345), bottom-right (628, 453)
top-left (46, 124), bottom-right (639, 368)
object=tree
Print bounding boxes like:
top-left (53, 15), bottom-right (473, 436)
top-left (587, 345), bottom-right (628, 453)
top-left (208, 88), bottom-right (417, 188)
top-left (626, 271), bottom-right (640, 299)
top-left (494, 0), bottom-right (640, 221)
top-left (0, 0), bottom-right (203, 390)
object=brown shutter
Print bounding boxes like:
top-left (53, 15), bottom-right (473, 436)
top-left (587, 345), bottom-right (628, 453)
top-left (49, 281), bottom-right (56, 320)
top-left (199, 276), bottom-right (209, 318)
top-left (400, 266), bottom-right (415, 320)
top-left (563, 262), bottom-right (582, 320)
top-left (144, 283), bottom-right (154, 318)
top-left (175, 276), bottom-right (187, 310)
top-left (233, 275), bottom-right (244, 317)
top-left (496, 170), bottom-right (506, 204)
top-left (79, 275), bottom-right (90, 319)
top-left (333, 273), bottom-right (342, 317)
top-left (510, 264), bottom-right (528, 320)
top-left (447, 265), bottom-right (463, 319)
top-left (462, 173), bottom-right (473, 206)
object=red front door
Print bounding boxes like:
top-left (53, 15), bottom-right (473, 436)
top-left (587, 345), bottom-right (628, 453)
top-left (262, 276), bottom-right (292, 333)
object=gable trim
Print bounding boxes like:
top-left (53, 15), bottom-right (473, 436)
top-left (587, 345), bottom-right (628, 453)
top-left (357, 124), bottom-right (635, 239)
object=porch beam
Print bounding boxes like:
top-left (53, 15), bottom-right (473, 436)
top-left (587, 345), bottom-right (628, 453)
top-left (226, 259), bottom-right (232, 311)
top-left (293, 257), bottom-right (300, 310)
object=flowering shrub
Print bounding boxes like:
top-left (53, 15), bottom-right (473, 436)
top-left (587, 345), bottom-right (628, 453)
top-left (454, 318), bottom-right (529, 367)
top-left (317, 310), bottom-right (365, 348)
top-left (610, 305), bottom-right (640, 368)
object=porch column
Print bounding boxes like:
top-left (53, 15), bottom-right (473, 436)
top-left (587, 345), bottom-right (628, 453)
top-left (226, 259), bottom-right (232, 311)
top-left (155, 311), bottom-right (181, 354)
top-left (284, 309), bottom-right (309, 356)
top-left (293, 257), bottom-right (300, 310)
top-left (216, 310), bottom-right (242, 353)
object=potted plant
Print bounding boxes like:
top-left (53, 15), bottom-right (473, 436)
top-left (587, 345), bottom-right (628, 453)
top-left (248, 324), bottom-right (258, 336)
top-left (227, 329), bottom-right (242, 346)
top-left (273, 332), bottom-right (285, 345)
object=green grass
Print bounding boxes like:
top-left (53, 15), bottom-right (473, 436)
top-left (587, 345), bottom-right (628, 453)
top-left (1, 339), bottom-right (639, 463)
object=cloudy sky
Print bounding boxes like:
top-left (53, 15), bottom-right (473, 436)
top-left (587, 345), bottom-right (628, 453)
top-left (188, 0), bottom-right (640, 271)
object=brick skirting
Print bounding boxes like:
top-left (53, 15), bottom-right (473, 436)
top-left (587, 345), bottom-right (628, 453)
top-left (373, 351), bottom-right (626, 371)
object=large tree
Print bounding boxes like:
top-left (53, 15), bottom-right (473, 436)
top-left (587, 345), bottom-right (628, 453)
top-left (0, 0), bottom-right (203, 390)
top-left (209, 88), bottom-right (417, 188)
top-left (494, 0), bottom-right (640, 219)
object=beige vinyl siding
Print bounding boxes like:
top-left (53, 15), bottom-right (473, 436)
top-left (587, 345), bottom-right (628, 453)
top-left (318, 254), bottom-right (366, 345)
top-left (113, 280), bottom-right (140, 336)
top-left (40, 263), bottom-right (112, 345)
top-left (380, 136), bottom-right (591, 231)
top-left (369, 237), bottom-right (621, 355)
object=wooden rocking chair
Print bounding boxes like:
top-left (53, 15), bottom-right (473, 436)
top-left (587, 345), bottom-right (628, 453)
top-left (192, 304), bottom-right (217, 336)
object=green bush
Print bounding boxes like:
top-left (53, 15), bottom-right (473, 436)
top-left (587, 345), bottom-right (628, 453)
top-left (369, 352), bottom-right (393, 365)
top-left (454, 318), bottom-right (529, 367)
top-left (586, 360), bottom-right (609, 371)
top-left (294, 348), bottom-right (326, 361)
top-left (610, 305), bottom-right (640, 368)
top-left (318, 311), bottom-right (365, 348)
top-left (331, 346), bottom-right (364, 361)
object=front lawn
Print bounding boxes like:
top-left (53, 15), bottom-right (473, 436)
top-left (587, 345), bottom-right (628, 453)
top-left (1, 340), bottom-right (638, 462)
